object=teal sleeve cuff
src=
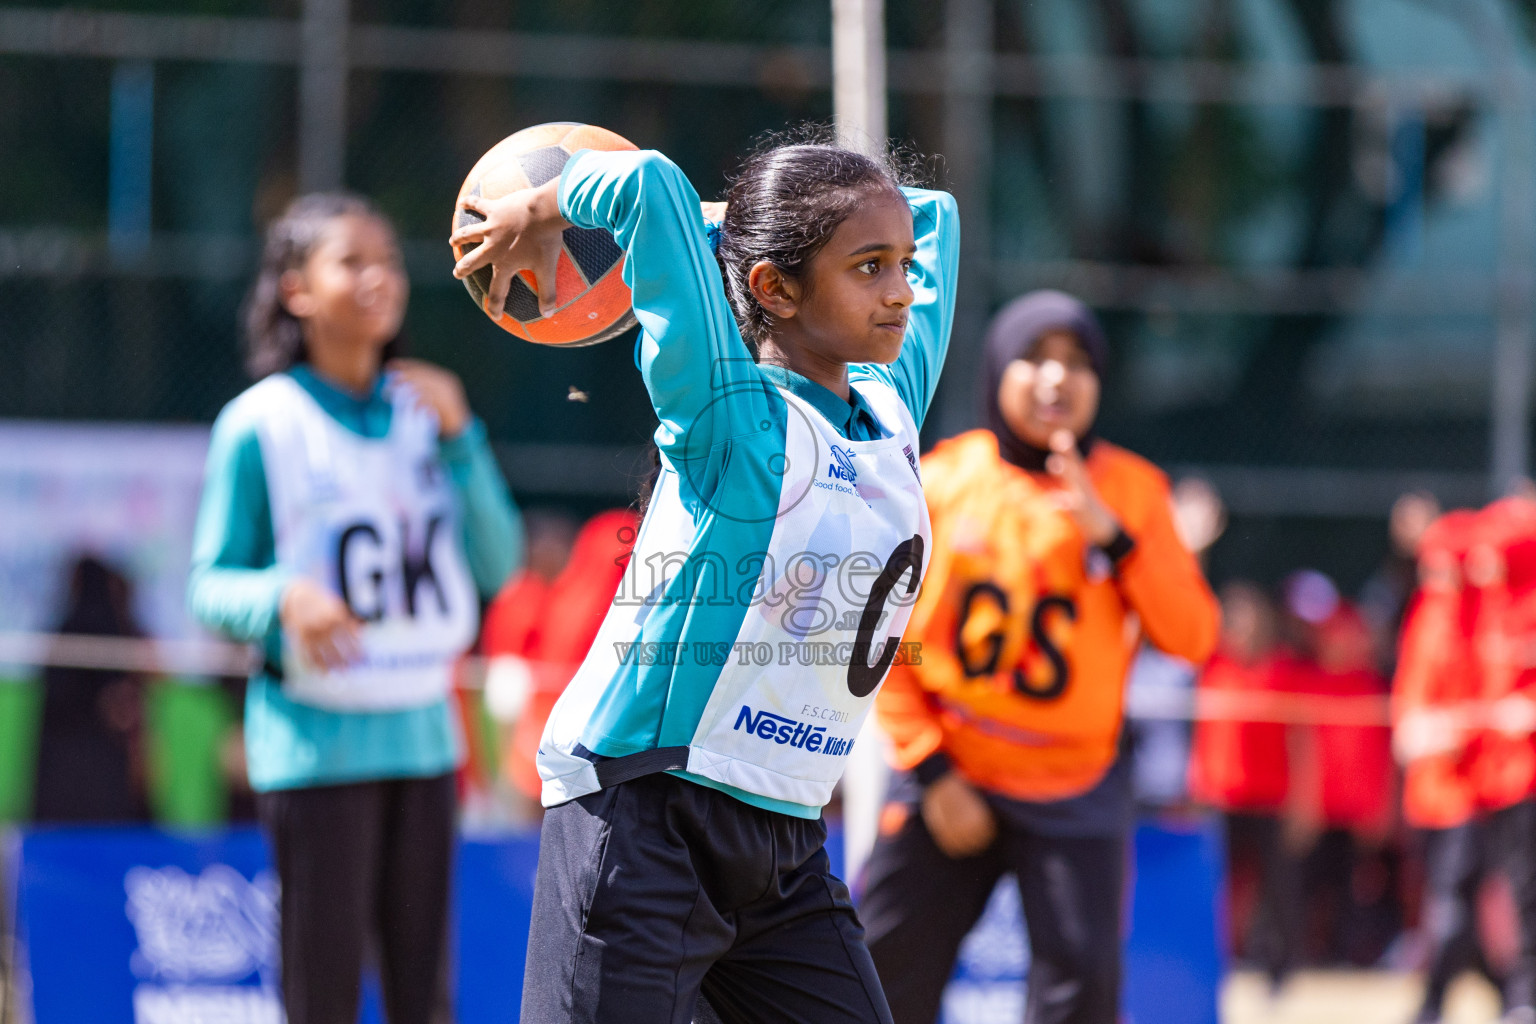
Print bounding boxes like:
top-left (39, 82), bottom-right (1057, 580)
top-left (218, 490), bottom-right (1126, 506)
top-left (187, 562), bottom-right (294, 645)
top-left (438, 416), bottom-right (487, 465)
top-left (558, 148), bottom-right (598, 228)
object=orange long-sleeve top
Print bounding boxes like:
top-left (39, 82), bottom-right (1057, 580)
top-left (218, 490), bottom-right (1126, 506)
top-left (1392, 510), bottom-right (1481, 829)
top-left (878, 430), bottom-right (1220, 802)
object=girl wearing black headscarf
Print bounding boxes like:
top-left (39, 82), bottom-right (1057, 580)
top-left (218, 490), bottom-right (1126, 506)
top-left (861, 291), bottom-right (1220, 1024)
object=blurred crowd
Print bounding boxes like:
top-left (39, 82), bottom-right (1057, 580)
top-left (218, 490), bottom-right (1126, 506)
top-left (29, 484), bottom-right (1536, 1015)
top-left (1187, 539), bottom-right (1406, 983)
top-left (1179, 487), bottom-right (1536, 1024)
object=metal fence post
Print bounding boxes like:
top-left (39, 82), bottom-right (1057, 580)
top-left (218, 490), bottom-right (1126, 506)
top-left (832, 0), bottom-right (886, 156)
top-left (936, 0), bottom-right (993, 440)
top-left (1463, 3), bottom-right (1536, 497)
top-left (832, 0), bottom-right (891, 886)
top-left (298, 0), bottom-right (349, 192)
top-left (1490, 80), bottom-right (1536, 497)
top-left (108, 59), bottom-right (154, 261)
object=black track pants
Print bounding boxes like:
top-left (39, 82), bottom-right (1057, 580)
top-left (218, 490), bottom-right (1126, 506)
top-left (861, 804), bottom-right (1124, 1024)
top-left (520, 772), bottom-right (893, 1024)
top-left (257, 773), bottom-right (456, 1024)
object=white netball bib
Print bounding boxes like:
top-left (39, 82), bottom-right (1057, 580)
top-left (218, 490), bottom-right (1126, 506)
top-left (243, 374), bottom-right (478, 711)
top-left (679, 382), bottom-right (931, 806)
top-left (539, 376), bottom-right (932, 811)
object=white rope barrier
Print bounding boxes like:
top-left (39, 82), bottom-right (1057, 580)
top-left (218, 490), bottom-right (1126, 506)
top-left (0, 631), bottom-right (255, 677)
top-left (0, 630), bottom-right (1425, 726)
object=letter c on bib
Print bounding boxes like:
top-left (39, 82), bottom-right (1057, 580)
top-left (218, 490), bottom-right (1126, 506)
top-left (847, 535), bottom-right (925, 698)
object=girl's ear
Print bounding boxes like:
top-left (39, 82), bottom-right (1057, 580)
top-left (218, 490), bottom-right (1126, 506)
top-left (279, 268), bottom-right (315, 319)
top-left (747, 260), bottom-right (800, 322)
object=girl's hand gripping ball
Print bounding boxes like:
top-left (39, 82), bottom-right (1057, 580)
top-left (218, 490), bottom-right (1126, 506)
top-left (452, 181), bottom-right (569, 324)
top-left (450, 122), bottom-right (639, 346)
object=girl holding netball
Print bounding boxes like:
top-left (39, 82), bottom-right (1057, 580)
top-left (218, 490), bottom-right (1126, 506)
top-left (859, 291), bottom-right (1219, 1024)
top-left (189, 193), bottom-right (521, 1024)
top-left (453, 138), bottom-right (957, 1023)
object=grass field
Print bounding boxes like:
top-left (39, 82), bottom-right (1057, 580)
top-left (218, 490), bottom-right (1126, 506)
top-left (1224, 970), bottom-right (1504, 1024)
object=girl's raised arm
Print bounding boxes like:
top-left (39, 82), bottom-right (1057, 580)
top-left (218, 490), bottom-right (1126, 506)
top-left (562, 149), bottom-right (773, 465)
top-left (853, 187), bottom-right (960, 428)
top-left (455, 150), bottom-right (770, 470)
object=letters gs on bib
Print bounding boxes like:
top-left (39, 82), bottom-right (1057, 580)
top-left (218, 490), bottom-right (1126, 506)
top-left (334, 511), bottom-right (455, 623)
top-left (847, 534), bottom-right (925, 699)
top-left (955, 582), bottom-right (1078, 701)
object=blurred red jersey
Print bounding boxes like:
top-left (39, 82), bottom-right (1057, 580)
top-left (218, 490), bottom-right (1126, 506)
top-left (1289, 608), bottom-right (1395, 832)
top-left (483, 509), bottom-right (638, 801)
top-left (1468, 497), bottom-right (1536, 812)
top-left (1392, 510), bottom-right (1481, 829)
top-left (1189, 652), bottom-right (1290, 813)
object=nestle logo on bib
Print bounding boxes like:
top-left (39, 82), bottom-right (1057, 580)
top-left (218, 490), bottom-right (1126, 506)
top-left (733, 705), bottom-right (855, 757)
top-left (827, 445), bottom-right (858, 484)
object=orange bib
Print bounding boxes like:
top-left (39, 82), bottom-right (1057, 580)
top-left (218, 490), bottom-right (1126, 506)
top-left (881, 431), bottom-right (1216, 801)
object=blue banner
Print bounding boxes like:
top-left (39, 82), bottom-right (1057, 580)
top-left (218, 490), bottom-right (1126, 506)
top-left (10, 817), bottom-right (1220, 1023)
top-left (13, 827), bottom-right (281, 1024)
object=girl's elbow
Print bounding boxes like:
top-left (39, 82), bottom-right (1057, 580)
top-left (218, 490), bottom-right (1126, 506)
top-left (467, 531), bottom-right (518, 599)
top-left (631, 150), bottom-right (693, 201)
top-left (1144, 605), bottom-right (1219, 665)
top-left (488, 550), bottom-right (519, 597)
top-left (1189, 621), bottom-right (1220, 666)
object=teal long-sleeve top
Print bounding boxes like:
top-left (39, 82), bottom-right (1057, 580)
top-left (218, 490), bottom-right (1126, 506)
top-left (187, 364), bottom-right (522, 792)
top-left (539, 148), bottom-right (958, 818)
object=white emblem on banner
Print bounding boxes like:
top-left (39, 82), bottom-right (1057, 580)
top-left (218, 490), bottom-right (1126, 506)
top-left (125, 864), bottom-right (278, 983)
top-left (124, 864), bottom-right (284, 1024)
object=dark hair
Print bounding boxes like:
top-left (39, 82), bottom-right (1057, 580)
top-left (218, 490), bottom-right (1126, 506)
top-left (714, 134), bottom-right (918, 354)
top-left (636, 133), bottom-right (924, 517)
top-left (242, 192), bottom-right (404, 379)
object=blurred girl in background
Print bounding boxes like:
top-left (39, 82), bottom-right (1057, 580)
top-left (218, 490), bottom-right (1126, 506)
top-left (189, 193), bottom-right (520, 1024)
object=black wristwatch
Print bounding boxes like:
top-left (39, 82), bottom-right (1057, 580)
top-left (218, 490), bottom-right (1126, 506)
top-left (913, 752), bottom-right (953, 787)
top-left (1099, 527), bottom-right (1136, 566)
top-left (1086, 527), bottom-right (1136, 581)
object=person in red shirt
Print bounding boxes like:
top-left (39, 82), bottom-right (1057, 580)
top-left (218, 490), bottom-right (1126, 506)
top-left (1310, 605), bottom-right (1395, 834)
top-left (1467, 497), bottom-right (1536, 817)
top-left (1190, 581), bottom-right (1299, 988)
top-left (1288, 600), bottom-right (1399, 967)
top-left (472, 511), bottom-right (576, 820)
top-left (1466, 496), bottom-right (1536, 1022)
top-left (482, 510), bottom-right (637, 819)
top-left (1394, 509), bottom-right (1503, 1024)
